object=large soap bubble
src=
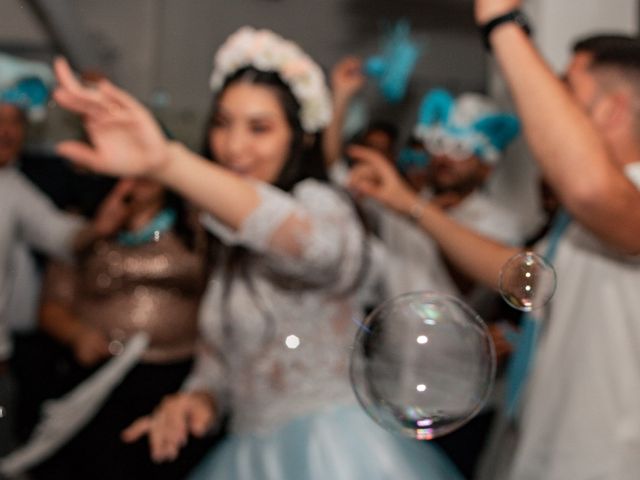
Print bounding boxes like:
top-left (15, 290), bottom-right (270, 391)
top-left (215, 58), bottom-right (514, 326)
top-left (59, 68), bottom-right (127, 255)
top-left (350, 292), bottom-right (496, 440)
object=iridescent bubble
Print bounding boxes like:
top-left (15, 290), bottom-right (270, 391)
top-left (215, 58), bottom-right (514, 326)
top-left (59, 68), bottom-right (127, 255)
top-left (499, 251), bottom-right (556, 312)
top-left (108, 328), bottom-right (127, 356)
top-left (350, 292), bottom-right (496, 440)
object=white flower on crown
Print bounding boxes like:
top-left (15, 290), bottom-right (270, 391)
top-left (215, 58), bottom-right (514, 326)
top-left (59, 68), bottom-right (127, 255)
top-left (209, 27), bottom-right (332, 133)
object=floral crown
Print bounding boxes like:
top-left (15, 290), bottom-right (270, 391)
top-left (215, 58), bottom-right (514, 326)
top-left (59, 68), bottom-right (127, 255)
top-left (209, 27), bottom-right (332, 133)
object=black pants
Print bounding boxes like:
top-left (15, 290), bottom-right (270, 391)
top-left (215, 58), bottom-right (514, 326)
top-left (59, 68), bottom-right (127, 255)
top-left (21, 341), bottom-right (223, 480)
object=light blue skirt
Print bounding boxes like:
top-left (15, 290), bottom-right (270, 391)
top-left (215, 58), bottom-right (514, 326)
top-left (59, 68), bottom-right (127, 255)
top-left (189, 404), bottom-right (463, 480)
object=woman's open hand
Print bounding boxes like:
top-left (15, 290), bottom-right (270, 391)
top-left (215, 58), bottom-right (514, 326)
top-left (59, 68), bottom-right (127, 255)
top-left (121, 391), bottom-right (216, 463)
top-left (53, 57), bottom-right (172, 178)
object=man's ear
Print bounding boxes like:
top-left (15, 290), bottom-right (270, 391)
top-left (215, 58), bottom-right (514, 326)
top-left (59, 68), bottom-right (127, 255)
top-left (596, 89), bottom-right (634, 136)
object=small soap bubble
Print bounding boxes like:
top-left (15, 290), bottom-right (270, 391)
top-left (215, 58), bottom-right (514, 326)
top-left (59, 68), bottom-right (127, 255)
top-left (109, 329), bottom-right (127, 356)
top-left (499, 251), bottom-right (556, 312)
top-left (108, 340), bottom-right (124, 356)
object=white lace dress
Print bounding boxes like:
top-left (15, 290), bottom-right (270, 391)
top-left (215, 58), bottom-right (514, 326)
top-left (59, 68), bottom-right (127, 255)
top-left (183, 179), bottom-right (462, 479)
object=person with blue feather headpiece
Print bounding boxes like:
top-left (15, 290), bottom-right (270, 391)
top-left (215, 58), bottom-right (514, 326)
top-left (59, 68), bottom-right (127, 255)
top-left (0, 53), bottom-right (129, 461)
top-left (365, 86), bottom-right (530, 342)
top-left (348, 13), bottom-right (640, 478)
top-left (0, 53), bottom-right (55, 123)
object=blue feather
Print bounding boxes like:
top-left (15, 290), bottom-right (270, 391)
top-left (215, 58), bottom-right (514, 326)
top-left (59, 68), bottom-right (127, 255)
top-left (365, 21), bottom-right (423, 103)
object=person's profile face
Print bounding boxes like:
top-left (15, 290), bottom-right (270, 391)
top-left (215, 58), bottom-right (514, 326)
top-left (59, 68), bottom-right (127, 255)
top-left (363, 129), bottom-right (394, 160)
top-left (0, 104), bottom-right (27, 167)
top-left (127, 178), bottom-right (165, 211)
top-left (427, 153), bottom-right (485, 192)
top-left (208, 82), bottom-right (293, 184)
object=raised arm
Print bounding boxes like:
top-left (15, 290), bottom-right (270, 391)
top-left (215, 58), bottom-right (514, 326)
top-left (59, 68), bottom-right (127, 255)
top-left (53, 57), bottom-right (272, 235)
top-left (322, 56), bottom-right (366, 168)
top-left (200, 180), bottom-right (368, 291)
top-left (348, 145), bottom-right (519, 290)
top-left (54, 58), bottom-right (366, 283)
top-left (476, 0), bottom-right (640, 254)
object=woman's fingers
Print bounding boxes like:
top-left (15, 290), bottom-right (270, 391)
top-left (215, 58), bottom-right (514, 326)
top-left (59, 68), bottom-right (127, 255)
top-left (188, 400), bottom-right (214, 437)
top-left (121, 393), bottom-right (215, 464)
top-left (148, 396), bottom-right (192, 463)
top-left (98, 79), bottom-right (140, 113)
top-left (53, 88), bottom-right (107, 119)
top-left (54, 57), bottom-right (124, 120)
top-left (346, 144), bottom-right (388, 170)
top-left (110, 179), bottom-right (137, 199)
top-left (53, 57), bottom-right (84, 93)
top-left (121, 416), bottom-right (152, 443)
top-left (161, 403), bottom-right (189, 448)
top-left (56, 141), bottom-right (102, 171)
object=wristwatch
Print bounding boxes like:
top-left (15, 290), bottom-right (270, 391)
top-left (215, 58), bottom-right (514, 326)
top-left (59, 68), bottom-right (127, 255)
top-left (480, 9), bottom-right (532, 51)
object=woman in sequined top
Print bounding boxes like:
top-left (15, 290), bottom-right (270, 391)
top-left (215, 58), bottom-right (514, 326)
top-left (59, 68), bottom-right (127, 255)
top-left (50, 27), bottom-right (463, 480)
top-left (29, 179), bottom-right (219, 480)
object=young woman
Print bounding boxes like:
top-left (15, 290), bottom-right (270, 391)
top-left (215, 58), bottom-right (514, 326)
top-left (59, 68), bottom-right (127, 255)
top-left (18, 178), bottom-right (216, 480)
top-left (52, 27), bottom-right (463, 479)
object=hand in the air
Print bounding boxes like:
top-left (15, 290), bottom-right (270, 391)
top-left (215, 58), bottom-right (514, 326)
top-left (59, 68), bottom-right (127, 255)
top-left (347, 144), bottom-right (417, 214)
top-left (53, 57), bottom-right (171, 178)
top-left (90, 179), bottom-right (137, 238)
top-left (331, 56), bottom-right (366, 102)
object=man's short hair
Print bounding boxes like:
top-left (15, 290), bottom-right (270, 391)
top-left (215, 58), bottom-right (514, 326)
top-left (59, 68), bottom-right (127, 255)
top-left (590, 42), bottom-right (640, 73)
top-left (578, 35), bottom-right (640, 132)
top-left (573, 33), bottom-right (640, 56)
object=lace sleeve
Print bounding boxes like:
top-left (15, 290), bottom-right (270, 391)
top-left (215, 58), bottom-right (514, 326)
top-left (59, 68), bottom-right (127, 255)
top-left (181, 341), bottom-right (228, 414)
top-left (201, 180), bottom-right (367, 293)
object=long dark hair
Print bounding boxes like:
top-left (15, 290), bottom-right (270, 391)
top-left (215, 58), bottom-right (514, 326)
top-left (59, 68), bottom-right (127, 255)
top-left (200, 67), bottom-right (372, 348)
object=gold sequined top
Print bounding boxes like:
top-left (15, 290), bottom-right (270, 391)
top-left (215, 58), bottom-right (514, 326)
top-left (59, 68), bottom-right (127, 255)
top-left (43, 231), bottom-right (208, 363)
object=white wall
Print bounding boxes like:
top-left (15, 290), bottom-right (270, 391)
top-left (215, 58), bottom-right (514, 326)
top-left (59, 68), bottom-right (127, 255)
top-left (2, 0), bottom-right (637, 155)
top-left (534, 0), bottom-right (638, 72)
top-left (1, 0), bottom-right (488, 147)
top-left (0, 0), bottom-right (48, 47)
